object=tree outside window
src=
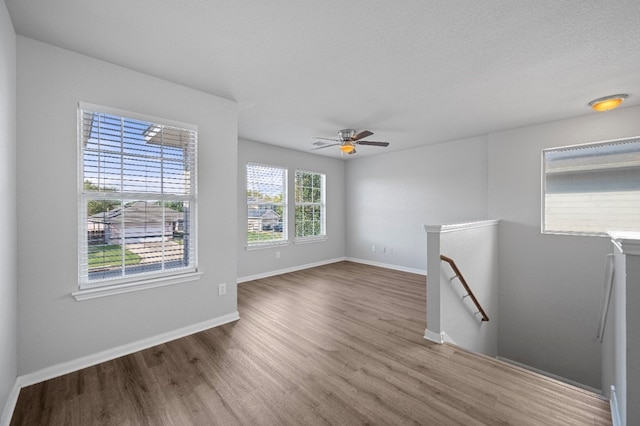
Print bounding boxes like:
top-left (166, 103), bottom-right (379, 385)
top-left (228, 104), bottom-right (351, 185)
top-left (295, 170), bottom-right (325, 240)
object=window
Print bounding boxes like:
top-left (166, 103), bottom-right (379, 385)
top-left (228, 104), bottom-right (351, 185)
top-left (542, 136), bottom-right (640, 236)
top-left (246, 163), bottom-right (287, 247)
top-left (79, 103), bottom-right (197, 289)
top-left (295, 170), bottom-right (326, 241)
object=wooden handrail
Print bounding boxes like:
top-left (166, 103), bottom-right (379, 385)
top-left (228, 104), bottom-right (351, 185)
top-left (440, 255), bottom-right (490, 322)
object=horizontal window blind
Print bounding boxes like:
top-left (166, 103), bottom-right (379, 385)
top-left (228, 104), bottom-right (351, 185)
top-left (543, 136), bottom-right (640, 235)
top-left (79, 104), bottom-right (197, 287)
top-left (295, 170), bottom-right (326, 239)
top-left (246, 163), bottom-right (287, 245)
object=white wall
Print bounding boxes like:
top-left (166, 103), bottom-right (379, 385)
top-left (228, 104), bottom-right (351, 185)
top-left (16, 37), bottom-right (238, 376)
top-left (345, 136), bottom-right (489, 273)
top-left (604, 235), bottom-right (640, 426)
top-left (237, 139), bottom-right (346, 279)
top-left (0, 1), bottom-right (17, 421)
top-left (488, 105), bottom-right (640, 389)
top-left (438, 222), bottom-right (499, 356)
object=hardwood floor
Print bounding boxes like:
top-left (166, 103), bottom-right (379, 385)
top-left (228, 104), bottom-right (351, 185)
top-left (11, 261), bottom-right (611, 425)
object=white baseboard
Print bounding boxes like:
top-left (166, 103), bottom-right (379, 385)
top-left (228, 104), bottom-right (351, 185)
top-left (424, 329), bottom-right (455, 345)
top-left (0, 381), bottom-right (21, 426)
top-left (496, 356), bottom-right (602, 395)
top-left (238, 257), bottom-right (426, 284)
top-left (346, 257), bottom-right (426, 276)
top-left (17, 311), bottom-right (240, 389)
top-left (237, 257), bottom-right (346, 283)
top-left (424, 329), bottom-right (443, 344)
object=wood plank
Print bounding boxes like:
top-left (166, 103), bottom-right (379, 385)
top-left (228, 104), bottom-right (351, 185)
top-left (10, 261), bottom-right (611, 425)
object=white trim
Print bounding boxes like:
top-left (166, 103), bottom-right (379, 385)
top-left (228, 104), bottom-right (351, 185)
top-left (441, 331), bottom-right (455, 344)
top-left (496, 356), bottom-right (602, 395)
top-left (609, 231), bottom-right (640, 256)
top-left (423, 220), bottom-right (499, 234)
top-left (78, 102), bottom-right (198, 131)
top-left (73, 271), bottom-right (203, 301)
top-left (238, 257), bottom-right (345, 283)
top-left (237, 257), bottom-right (426, 284)
top-left (245, 240), bottom-right (290, 251)
top-left (424, 329), bottom-right (443, 344)
top-left (345, 257), bottom-right (426, 276)
top-left (0, 381), bottom-right (21, 426)
top-left (610, 385), bottom-right (621, 426)
top-left (543, 135), bottom-right (640, 155)
top-left (423, 329), bottom-right (456, 345)
top-left (16, 311), bottom-right (239, 388)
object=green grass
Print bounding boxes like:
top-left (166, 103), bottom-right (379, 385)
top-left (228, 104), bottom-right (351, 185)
top-left (88, 245), bottom-right (142, 269)
top-left (248, 231), bottom-right (283, 243)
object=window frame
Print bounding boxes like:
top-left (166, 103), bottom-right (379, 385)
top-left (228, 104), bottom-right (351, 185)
top-left (76, 102), bottom-right (199, 297)
top-left (246, 162), bottom-right (288, 249)
top-left (294, 169), bottom-right (327, 243)
top-left (542, 135), bottom-right (640, 237)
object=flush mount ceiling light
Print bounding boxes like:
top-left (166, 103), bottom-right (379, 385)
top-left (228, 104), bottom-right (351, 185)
top-left (589, 94), bottom-right (628, 112)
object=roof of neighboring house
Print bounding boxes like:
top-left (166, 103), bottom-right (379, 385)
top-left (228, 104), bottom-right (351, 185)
top-left (247, 208), bottom-right (280, 219)
top-left (88, 201), bottom-right (183, 224)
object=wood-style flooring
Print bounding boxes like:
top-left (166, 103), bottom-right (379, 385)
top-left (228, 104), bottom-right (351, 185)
top-left (11, 261), bottom-right (611, 425)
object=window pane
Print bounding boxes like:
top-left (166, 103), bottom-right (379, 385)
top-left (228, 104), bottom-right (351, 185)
top-left (543, 137), bottom-right (640, 235)
top-left (80, 106), bottom-right (197, 287)
top-left (247, 163), bottom-right (287, 245)
top-left (85, 200), bottom-right (190, 281)
top-left (294, 170), bottom-right (326, 239)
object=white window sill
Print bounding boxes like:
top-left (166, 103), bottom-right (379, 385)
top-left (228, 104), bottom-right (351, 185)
top-left (295, 236), bottom-right (328, 245)
top-left (73, 271), bottom-right (203, 301)
top-left (246, 240), bottom-right (290, 251)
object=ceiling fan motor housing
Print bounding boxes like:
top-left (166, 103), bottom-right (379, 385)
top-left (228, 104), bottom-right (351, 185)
top-left (339, 129), bottom-right (356, 141)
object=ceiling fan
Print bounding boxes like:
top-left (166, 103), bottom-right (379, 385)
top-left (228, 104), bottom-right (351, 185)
top-left (312, 129), bottom-right (390, 155)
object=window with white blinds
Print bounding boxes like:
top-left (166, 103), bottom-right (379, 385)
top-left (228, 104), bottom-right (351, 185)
top-left (295, 170), bottom-right (326, 241)
top-left (543, 136), bottom-right (640, 236)
top-left (79, 103), bottom-right (198, 288)
top-left (246, 163), bottom-right (287, 247)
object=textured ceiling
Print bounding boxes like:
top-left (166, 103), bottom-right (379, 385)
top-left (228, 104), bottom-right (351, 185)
top-left (6, 0), bottom-right (640, 159)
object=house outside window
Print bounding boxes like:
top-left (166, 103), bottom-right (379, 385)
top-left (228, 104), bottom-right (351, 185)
top-left (79, 103), bottom-right (197, 289)
top-left (246, 163), bottom-right (287, 247)
top-left (542, 136), bottom-right (640, 236)
top-left (295, 170), bottom-right (326, 242)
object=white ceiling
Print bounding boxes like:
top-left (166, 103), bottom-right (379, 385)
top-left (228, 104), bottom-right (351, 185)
top-left (6, 0), bottom-right (640, 159)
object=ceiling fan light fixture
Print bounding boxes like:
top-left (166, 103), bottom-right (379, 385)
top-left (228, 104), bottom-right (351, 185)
top-left (340, 144), bottom-right (355, 154)
top-left (589, 94), bottom-right (628, 112)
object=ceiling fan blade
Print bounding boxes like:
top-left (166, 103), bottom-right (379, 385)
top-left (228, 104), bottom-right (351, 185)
top-left (351, 130), bottom-right (373, 141)
top-left (314, 137), bottom-right (340, 142)
top-left (355, 141), bottom-right (390, 147)
top-left (311, 143), bottom-right (341, 150)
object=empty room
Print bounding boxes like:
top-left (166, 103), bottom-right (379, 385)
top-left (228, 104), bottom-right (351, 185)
top-left (1, 1), bottom-right (639, 425)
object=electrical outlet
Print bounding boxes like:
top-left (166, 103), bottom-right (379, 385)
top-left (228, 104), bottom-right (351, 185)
top-left (218, 283), bottom-right (226, 296)
top-left (372, 245), bottom-right (376, 252)
top-left (276, 251), bottom-right (281, 259)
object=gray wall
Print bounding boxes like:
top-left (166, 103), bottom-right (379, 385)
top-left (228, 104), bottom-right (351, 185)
top-left (237, 139), bottom-right (346, 279)
top-left (439, 222), bottom-right (499, 356)
top-left (345, 106), bottom-right (640, 389)
top-left (488, 105), bottom-right (640, 389)
top-left (345, 136), bottom-right (489, 273)
top-left (0, 1), bottom-right (17, 420)
top-left (16, 37), bottom-right (238, 375)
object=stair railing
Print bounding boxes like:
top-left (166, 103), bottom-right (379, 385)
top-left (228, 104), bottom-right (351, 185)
top-left (595, 254), bottom-right (615, 342)
top-left (440, 255), bottom-right (490, 322)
